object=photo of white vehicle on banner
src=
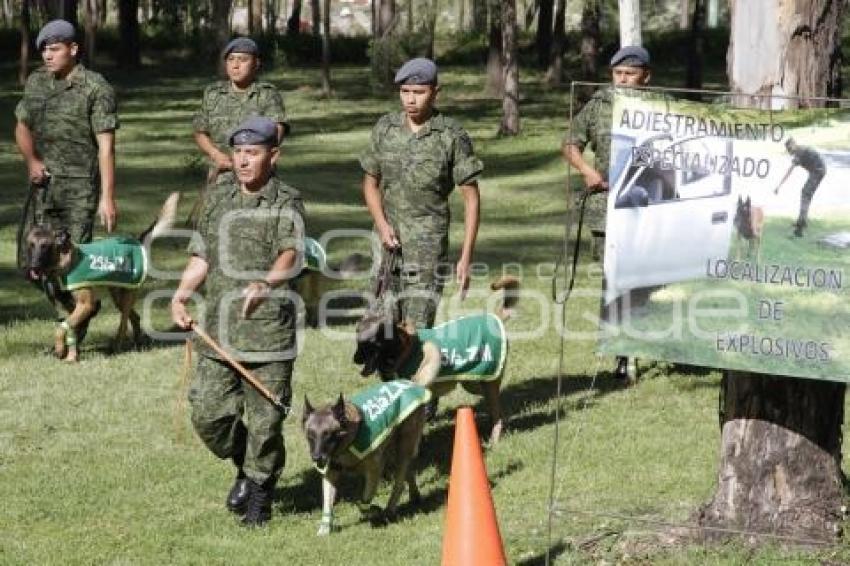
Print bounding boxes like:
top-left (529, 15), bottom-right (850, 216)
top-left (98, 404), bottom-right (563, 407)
top-left (598, 91), bottom-right (850, 382)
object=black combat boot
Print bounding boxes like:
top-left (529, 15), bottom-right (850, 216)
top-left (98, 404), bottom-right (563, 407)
top-left (226, 471), bottom-right (250, 515)
top-left (241, 479), bottom-right (275, 527)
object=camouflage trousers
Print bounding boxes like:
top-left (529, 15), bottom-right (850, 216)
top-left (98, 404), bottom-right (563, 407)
top-left (572, 190), bottom-right (607, 260)
top-left (189, 355), bottom-right (294, 485)
top-left (796, 171), bottom-right (825, 230)
top-left (375, 248), bottom-right (448, 329)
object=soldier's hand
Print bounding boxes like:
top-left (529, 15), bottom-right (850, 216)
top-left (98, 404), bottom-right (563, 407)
top-left (171, 299), bottom-right (194, 330)
top-left (583, 170), bottom-right (607, 192)
top-left (98, 196), bottom-right (117, 233)
top-left (213, 151), bottom-right (233, 171)
top-left (28, 160), bottom-right (48, 185)
top-left (241, 280), bottom-right (271, 319)
top-left (456, 258), bottom-right (472, 300)
top-left (378, 223), bottom-right (400, 250)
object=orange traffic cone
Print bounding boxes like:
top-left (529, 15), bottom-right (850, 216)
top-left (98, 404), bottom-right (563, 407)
top-left (441, 407), bottom-right (507, 566)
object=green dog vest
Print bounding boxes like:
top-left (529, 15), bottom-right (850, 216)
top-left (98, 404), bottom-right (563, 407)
top-left (347, 380), bottom-right (431, 461)
top-left (60, 238), bottom-right (147, 291)
top-left (397, 314), bottom-right (507, 383)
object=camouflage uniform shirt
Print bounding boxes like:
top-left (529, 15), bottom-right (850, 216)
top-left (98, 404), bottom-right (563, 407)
top-left (189, 175), bottom-right (305, 362)
top-left (192, 80), bottom-right (286, 150)
top-left (359, 110), bottom-right (483, 265)
top-left (563, 88), bottom-right (613, 233)
top-left (15, 64), bottom-right (118, 179)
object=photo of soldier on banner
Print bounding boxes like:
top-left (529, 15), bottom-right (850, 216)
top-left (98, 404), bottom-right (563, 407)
top-left (598, 90), bottom-right (850, 382)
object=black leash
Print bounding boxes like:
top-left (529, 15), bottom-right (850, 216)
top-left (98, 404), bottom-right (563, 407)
top-left (16, 181), bottom-right (46, 273)
top-left (373, 245), bottom-right (401, 302)
top-left (552, 189), bottom-right (593, 305)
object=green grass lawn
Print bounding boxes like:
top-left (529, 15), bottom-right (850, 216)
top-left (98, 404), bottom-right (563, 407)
top-left (1, 61), bottom-right (849, 565)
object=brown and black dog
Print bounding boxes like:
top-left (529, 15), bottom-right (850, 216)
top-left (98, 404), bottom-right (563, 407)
top-left (302, 389), bottom-right (428, 535)
top-left (353, 276), bottom-right (519, 444)
top-left (734, 195), bottom-right (764, 261)
top-left (25, 192), bottom-right (179, 361)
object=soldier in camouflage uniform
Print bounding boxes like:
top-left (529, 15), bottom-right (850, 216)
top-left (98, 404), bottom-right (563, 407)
top-left (360, 58), bottom-right (483, 328)
top-left (775, 137), bottom-right (826, 238)
top-left (15, 19), bottom-right (118, 268)
top-left (171, 117), bottom-right (305, 527)
top-left (562, 46), bottom-right (651, 381)
top-left (193, 37), bottom-right (287, 183)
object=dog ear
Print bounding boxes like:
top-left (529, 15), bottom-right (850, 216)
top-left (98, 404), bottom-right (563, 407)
top-left (56, 228), bottom-right (72, 252)
top-left (332, 394), bottom-right (347, 426)
top-left (302, 395), bottom-right (313, 429)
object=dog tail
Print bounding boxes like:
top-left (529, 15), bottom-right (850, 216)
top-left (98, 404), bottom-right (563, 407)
top-left (139, 192), bottom-right (180, 245)
top-left (490, 276), bottom-right (520, 321)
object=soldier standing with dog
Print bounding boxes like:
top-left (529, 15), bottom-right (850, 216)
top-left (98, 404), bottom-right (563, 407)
top-left (562, 46), bottom-right (652, 381)
top-left (171, 116), bottom-right (305, 527)
top-left (15, 19), bottom-right (118, 313)
top-left (360, 57), bottom-right (483, 328)
top-left (193, 37), bottom-right (287, 186)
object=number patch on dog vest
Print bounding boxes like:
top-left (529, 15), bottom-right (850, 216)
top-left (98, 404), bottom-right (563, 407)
top-left (61, 238), bottom-right (147, 290)
top-left (347, 380), bottom-right (431, 461)
top-left (398, 313), bottom-right (507, 382)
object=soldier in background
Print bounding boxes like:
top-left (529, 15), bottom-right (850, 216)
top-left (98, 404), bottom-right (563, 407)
top-left (359, 57), bottom-right (482, 328)
top-left (775, 137), bottom-right (826, 238)
top-left (193, 37), bottom-right (287, 184)
top-left (171, 116), bottom-right (305, 527)
top-left (562, 46), bottom-right (651, 381)
top-left (15, 19), bottom-right (118, 328)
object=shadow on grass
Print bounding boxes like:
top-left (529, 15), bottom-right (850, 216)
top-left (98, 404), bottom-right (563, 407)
top-left (516, 540), bottom-right (571, 566)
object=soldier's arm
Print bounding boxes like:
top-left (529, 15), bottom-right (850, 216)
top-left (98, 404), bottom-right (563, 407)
top-left (456, 182), bottom-right (480, 299)
top-left (171, 255), bottom-right (210, 329)
top-left (14, 121), bottom-right (47, 184)
top-left (194, 131), bottom-right (233, 171)
top-left (363, 173), bottom-right (398, 249)
top-left (95, 131), bottom-right (117, 232)
top-left (562, 100), bottom-right (607, 191)
top-left (241, 248), bottom-right (298, 319)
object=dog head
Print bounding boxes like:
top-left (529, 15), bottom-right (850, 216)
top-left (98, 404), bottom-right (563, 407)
top-left (353, 311), bottom-right (406, 379)
top-left (734, 196), bottom-right (755, 239)
top-left (24, 225), bottom-right (72, 281)
top-left (302, 394), bottom-right (350, 472)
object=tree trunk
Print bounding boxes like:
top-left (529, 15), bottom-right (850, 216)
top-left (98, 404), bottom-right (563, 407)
top-left (699, 0), bottom-right (847, 542)
top-left (287, 0), bottom-right (302, 34)
top-left (377, 0), bottom-right (395, 36)
top-left (679, 0), bottom-right (689, 29)
top-left (617, 0), bottom-right (641, 47)
top-left (545, 0), bottom-right (565, 86)
top-left (211, 0), bottom-right (233, 51)
top-left (485, 0), bottom-right (502, 95)
top-left (266, 0), bottom-right (278, 32)
top-left (18, 0), bottom-right (30, 85)
top-left (457, 0), bottom-right (464, 33)
top-left (97, 0), bottom-right (106, 26)
top-left (498, 0), bottom-right (518, 135)
top-left (706, 0), bottom-right (718, 28)
top-left (321, 0), bottom-right (331, 96)
top-left (117, 0), bottom-right (141, 68)
top-left (310, 0), bottom-right (319, 35)
top-left (52, 0), bottom-right (78, 27)
top-left (684, 0), bottom-right (704, 97)
top-left (471, 0), bottom-right (486, 34)
top-left (535, 0), bottom-right (553, 68)
top-left (424, 0), bottom-right (438, 60)
top-left (83, 0), bottom-right (96, 67)
top-left (580, 0), bottom-right (599, 81)
top-left (252, 0), bottom-right (263, 33)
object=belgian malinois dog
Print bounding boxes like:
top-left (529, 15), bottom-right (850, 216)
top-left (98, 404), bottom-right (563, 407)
top-left (25, 192), bottom-right (179, 362)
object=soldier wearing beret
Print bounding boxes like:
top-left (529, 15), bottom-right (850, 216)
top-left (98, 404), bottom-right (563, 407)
top-left (15, 19), bottom-right (118, 267)
top-left (172, 116), bottom-right (305, 527)
top-left (562, 45), bottom-right (651, 381)
top-left (360, 57), bottom-right (483, 328)
top-left (193, 37), bottom-right (287, 184)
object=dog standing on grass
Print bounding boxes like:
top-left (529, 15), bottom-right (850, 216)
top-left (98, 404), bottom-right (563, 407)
top-left (25, 192), bottom-right (179, 361)
top-left (353, 276), bottom-right (519, 445)
top-left (734, 195), bottom-right (764, 261)
top-left (302, 379), bottom-right (431, 535)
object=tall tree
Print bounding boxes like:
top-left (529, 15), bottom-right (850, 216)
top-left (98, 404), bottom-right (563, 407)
top-left (580, 0), bottom-right (600, 81)
top-left (310, 0), bottom-right (319, 34)
top-left (211, 0), bottom-right (233, 50)
top-left (685, 0), bottom-right (705, 95)
top-left (498, 0), bottom-right (518, 134)
top-left (18, 0), bottom-right (31, 85)
top-left (377, 0), bottom-right (395, 35)
top-left (320, 0), bottom-right (331, 96)
top-left (535, 0), bottom-right (553, 67)
top-left (424, 0), bottom-right (439, 59)
top-left (117, 0), bottom-right (141, 68)
top-left (265, 0), bottom-right (279, 31)
top-left (287, 0), bottom-right (302, 34)
top-left (485, 0), bottom-right (502, 95)
top-left (83, 0), bottom-right (96, 66)
top-left (698, 0), bottom-right (846, 541)
top-left (248, 0), bottom-right (263, 33)
top-left (618, 0), bottom-right (640, 46)
top-left (545, 0), bottom-right (565, 86)
top-left (471, 0), bottom-right (486, 34)
top-left (679, 0), bottom-right (689, 29)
